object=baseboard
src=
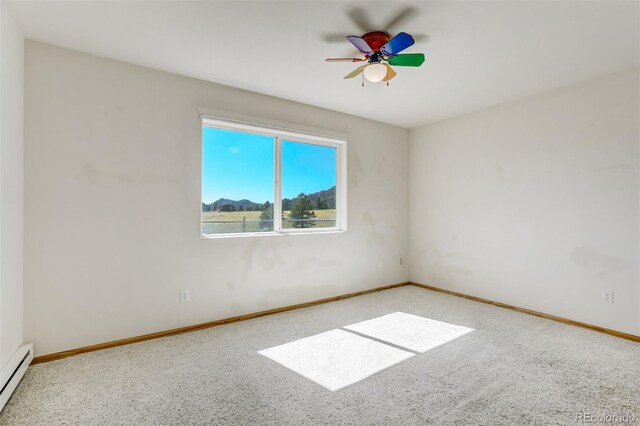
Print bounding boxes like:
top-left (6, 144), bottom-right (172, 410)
top-left (32, 281), bottom-right (411, 364)
top-left (30, 279), bottom-right (638, 365)
top-left (1, 344), bottom-right (34, 412)
top-left (409, 281), bottom-right (640, 343)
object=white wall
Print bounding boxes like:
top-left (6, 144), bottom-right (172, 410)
top-left (0, 2), bottom-right (24, 369)
top-left (410, 68), bottom-right (640, 336)
top-left (23, 42), bottom-right (409, 356)
top-left (0, 2), bottom-right (24, 368)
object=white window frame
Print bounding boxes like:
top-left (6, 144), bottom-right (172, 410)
top-left (201, 117), bottom-right (348, 238)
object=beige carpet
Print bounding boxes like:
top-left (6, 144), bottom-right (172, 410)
top-left (1, 286), bottom-right (639, 425)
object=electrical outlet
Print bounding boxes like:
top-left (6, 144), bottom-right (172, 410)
top-left (398, 256), bottom-right (404, 266)
top-left (180, 289), bottom-right (190, 303)
top-left (601, 289), bottom-right (613, 304)
top-left (379, 262), bottom-right (384, 271)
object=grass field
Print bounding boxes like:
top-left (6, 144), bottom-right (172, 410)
top-left (202, 209), bottom-right (336, 234)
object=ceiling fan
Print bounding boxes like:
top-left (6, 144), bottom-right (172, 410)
top-left (325, 31), bottom-right (425, 85)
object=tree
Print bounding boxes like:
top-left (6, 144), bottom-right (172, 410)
top-left (289, 193), bottom-right (316, 228)
top-left (315, 197), bottom-right (328, 210)
top-left (259, 201), bottom-right (273, 230)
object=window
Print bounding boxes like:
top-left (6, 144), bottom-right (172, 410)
top-left (201, 117), bottom-right (347, 237)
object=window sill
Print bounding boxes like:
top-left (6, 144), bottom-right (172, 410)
top-left (201, 230), bottom-right (347, 239)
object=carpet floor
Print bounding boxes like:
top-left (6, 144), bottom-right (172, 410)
top-left (1, 286), bottom-right (638, 425)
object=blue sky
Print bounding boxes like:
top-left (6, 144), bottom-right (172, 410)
top-left (202, 127), bottom-right (336, 204)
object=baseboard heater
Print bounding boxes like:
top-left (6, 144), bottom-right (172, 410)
top-left (0, 344), bottom-right (33, 412)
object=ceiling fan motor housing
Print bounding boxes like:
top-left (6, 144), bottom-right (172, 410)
top-left (361, 31), bottom-right (391, 52)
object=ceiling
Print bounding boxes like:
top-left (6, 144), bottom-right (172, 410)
top-left (6, 1), bottom-right (639, 129)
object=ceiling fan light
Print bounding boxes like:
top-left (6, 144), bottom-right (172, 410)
top-left (363, 63), bottom-right (387, 83)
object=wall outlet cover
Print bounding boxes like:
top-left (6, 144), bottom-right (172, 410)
top-left (601, 290), bottom-right (613, 304)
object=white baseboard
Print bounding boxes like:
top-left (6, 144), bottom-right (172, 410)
top-left (0, 343), bottom-right (33, 412)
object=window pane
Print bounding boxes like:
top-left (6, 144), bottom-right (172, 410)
top-left (281, 141), bottom-right (337, 229)
top-left (202, 127), bottom-right (274, 235)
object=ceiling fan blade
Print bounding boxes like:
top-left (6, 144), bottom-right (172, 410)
top-left (347, 35), bottom-right (374, 55)
top-left (387, 53), bottom-right (425, 67)
top-left (380, 32), bottom-right (415, 56)
top-left (383, 64), bottom-right (397, 81)
top-left (384, 7), bottom-right (418, 32)
top-left (325, 58), bottom-right (366, 62)
top-left (347, 8), bottom-right (374, 32)
top-left (343, 65), bottom-right (367, 79)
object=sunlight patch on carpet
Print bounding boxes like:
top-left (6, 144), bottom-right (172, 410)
top-left (344, 312), bottom-right (474, 353)
top-left (258, 329), bottom-right (414, 391)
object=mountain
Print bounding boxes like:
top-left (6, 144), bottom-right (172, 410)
top-left (282, 186), bottom-right (335, 210)
top-left (309, 186), bottom-right (336, 207)
top-left (203, 198), bottom-right (263, 212)
top-left (203, 186), bottom-right (336, 212)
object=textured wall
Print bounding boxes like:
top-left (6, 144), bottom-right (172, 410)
top-left (23, 42), bottom-right (409, 356)
top-left (410, 68), bottom-right (640, 335)
top-left (0, 3), bottom-right (24, 368)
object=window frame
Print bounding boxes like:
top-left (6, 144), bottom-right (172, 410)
top-left (201, 117), bottom-right (348, 238)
